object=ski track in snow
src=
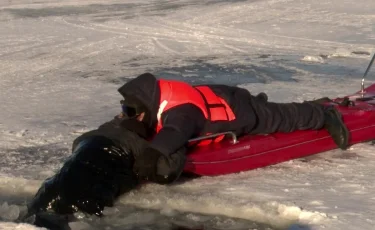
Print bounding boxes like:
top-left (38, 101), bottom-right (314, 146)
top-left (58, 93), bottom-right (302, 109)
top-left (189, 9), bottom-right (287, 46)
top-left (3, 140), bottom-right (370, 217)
top-left (0, 0), bottom-right (375, 229)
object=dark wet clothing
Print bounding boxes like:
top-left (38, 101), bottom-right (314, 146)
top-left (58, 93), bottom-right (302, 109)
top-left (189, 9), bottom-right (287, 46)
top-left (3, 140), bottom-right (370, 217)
top-left (26, 117), bottom-right (186, 219)
top-left (72, 116), bottom-right (187, 184)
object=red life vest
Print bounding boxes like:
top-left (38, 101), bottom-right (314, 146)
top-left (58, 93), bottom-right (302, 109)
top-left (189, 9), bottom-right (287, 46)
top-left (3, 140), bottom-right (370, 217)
top-left (156, 79), bottom-right (236, 145)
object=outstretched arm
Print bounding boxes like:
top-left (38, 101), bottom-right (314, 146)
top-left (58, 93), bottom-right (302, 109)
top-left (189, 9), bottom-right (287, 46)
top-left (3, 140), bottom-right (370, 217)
top-left (134, 104), bottom-right (206, 182)
top-left (72, 115), bottom-right (187, 184)
top-left (151, 103), bottom-right (206, 156)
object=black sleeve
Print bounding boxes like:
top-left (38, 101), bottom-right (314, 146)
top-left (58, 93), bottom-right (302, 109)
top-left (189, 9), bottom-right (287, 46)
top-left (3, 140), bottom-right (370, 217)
top-left (153, 147), bottom-right (187, 184)
top-left (72, 115), bottom-right (148, 158)
top-left (150, 104), bottom-right (206, 156)
top-left (72, 116), bottom-right (188, 185)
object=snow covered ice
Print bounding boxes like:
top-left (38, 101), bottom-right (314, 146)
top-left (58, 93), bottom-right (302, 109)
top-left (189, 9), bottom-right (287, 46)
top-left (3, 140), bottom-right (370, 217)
top-left (0, 0), bottom-right (375, 229)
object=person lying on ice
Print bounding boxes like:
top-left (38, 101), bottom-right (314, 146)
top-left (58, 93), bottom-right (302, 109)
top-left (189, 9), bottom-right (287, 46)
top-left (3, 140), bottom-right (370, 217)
top-left (118, 72), bottom-right (349, 182)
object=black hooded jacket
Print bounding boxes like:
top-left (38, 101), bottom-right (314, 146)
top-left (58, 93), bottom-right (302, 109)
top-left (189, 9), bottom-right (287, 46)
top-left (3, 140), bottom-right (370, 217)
top-left (27, 117), bottom-right (185, 218)
top-left (117, 73), bottom-right (326, 157)
top-left (117, 73), bottom-right (258, 156)
top-left (72, 115), bottom-right (186, 184)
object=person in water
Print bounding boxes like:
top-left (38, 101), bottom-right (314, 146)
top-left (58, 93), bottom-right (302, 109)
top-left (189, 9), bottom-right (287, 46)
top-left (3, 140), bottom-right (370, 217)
top-left (25, 114), bottom-right (185, 218)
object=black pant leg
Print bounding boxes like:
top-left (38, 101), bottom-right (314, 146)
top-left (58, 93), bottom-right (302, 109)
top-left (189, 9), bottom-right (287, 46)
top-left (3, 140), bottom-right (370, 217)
top-left (247, 96), bottom-right (325, 134)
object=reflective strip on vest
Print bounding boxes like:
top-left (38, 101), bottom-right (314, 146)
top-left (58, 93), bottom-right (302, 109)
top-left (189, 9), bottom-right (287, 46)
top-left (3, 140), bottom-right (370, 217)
top-left (156, 79), bottom-right (209, 133)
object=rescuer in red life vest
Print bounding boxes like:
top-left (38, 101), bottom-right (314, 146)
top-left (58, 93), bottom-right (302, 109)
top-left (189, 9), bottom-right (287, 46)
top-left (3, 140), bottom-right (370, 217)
top-left (118, 73), bottom-right (349, 182)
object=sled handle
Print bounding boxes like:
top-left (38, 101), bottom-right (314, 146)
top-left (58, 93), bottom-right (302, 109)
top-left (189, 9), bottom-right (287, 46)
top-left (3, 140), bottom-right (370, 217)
top-left (360, 52), bottom-right (375, 96)
top-left (188, 131), bottom-right (239, 144)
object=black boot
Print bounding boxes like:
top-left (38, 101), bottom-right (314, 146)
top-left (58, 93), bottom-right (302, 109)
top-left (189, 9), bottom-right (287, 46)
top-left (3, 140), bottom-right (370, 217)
top-left (324, 107), bottom-right (349, 150)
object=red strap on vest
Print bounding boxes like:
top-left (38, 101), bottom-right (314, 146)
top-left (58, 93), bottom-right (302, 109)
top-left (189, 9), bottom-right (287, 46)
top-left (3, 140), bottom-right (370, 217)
top-left (195, 86), bottom-right (236, 121)
top-left (191, 86), bottom-right (236, 146)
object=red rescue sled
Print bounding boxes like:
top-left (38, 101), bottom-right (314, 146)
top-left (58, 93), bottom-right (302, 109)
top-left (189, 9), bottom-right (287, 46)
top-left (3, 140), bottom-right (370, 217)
top-left (183, 83), bottom-right (375, 176)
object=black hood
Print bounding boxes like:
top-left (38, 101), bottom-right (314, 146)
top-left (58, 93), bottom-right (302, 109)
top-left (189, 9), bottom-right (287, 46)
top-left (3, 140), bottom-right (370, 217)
top-left (118, 73), bottom-right (160, 128)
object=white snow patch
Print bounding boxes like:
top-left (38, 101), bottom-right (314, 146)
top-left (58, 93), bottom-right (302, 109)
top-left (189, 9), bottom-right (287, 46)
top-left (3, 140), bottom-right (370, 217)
top-left (69, 221), bottom-right (93, 230)
top-left (0, 202), bottom-right (20, 221)
top-left (328, 48), bottom-right (354, 58)
top-left (301, 56), bottom-right (325, 63)
top-left (0, 222), bottom-right (46, 230)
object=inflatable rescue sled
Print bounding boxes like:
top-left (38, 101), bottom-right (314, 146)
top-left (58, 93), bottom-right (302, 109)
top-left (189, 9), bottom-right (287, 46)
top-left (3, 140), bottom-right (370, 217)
top-left (184, 81), bottom-right (375, 176)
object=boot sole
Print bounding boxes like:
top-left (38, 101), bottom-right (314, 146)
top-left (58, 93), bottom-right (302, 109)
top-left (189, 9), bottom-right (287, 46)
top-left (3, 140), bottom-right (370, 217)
top-left (330, 108), bottom-right (349, 150)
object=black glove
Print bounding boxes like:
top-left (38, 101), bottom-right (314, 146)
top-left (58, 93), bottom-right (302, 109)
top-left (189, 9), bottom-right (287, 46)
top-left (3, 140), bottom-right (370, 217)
top-left (151, 147), bottom-right (187, 185)
top-left (119, 118), bottom-right (151, 139)
top-left (133, 147), bottom-right (165, 181)
top-left (21, 175), bottom-right (60, 221)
